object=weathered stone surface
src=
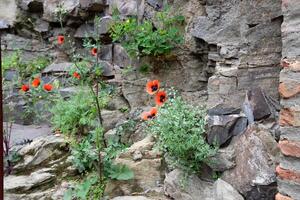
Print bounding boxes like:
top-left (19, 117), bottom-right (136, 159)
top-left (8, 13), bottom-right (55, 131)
top-left (164, 169), bottom-right (214, 200)
top-left (192, 0), bottom-right (282, 108)
top-left (279, 140), bottom-right (300, 158)
top-left (4, 169), bottom-right (55, 193)
top-left (79, 0), bottom-right (107, 11)
top-left (96, 16), bottom-right (112, 35)
top-left (279, 106), bottom-right (300, 127)
top-left (207, 114), bottom-right (247, 146)
top-left (222, 125), bottom-right (279, 196)
top-left (74, 23), bottom-right (94, 38)
top-left (43, 0), bottom-right (80, 22)
top-left (112, 196), bottom-right (151, 200)
top-left (281, 0), bottom-right (300, 58)
top-left (0, 0), bottom-right (18, 26)
top-left (100, 60), bottom-right (115, 77)
top-left (105, 136), bottom-right (164, 198)
top-left (101, 110), bottom-right (126, 132)
top-left (207, 145), bottom-right (236, 172)
top-left (109, 0), bottom-right (139, 16)
top-left (277, 178), bottom-right (300, 200)
top-left (42, 62), bottom-right (73, 74)
top-left (33, 19), bottom-right (50, 33)
top-left (14, 135), bottom-right (70, 174)
top-left (246, 88), bottom-right (272, 120)
top-left (18, 0), bottom-right (44, 12)
top-left (113, 44), bottom-right (131, 69)
top-left (213, 179), bottom-right (244, 200)
top-left (208, 105), bottom-right (241, 115)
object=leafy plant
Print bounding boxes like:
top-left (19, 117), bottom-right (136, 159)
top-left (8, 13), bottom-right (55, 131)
top-left (50, 90), bottom-right (98, 136)
top-left (70, 136), bottom-right (99, 173)
top-left (148, 91), bottom-right (216, 173)
top-left (107, 164), bottom-right (134, 180)
top-left (110, 9), bottom-right (184, 57)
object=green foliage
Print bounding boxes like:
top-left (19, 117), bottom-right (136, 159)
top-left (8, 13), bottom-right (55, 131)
top-left (107, 164), bottom-right (134, 180)
top-left (148, 92), bottom-right (216, 173)
top-left (110, 9), bottom-right (184, 57)
top-left (50, 90), bottom-right (107, 136)
top-left (70, 136), bottom-right (98, 173)
top-left (2, 51), bottom-right (50, 79)
top-left (64, 175), bottom-right (104, 200)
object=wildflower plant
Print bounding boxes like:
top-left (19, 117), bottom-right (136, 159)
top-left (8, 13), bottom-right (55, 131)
top-left (143, 85), bottom-right (216, 173)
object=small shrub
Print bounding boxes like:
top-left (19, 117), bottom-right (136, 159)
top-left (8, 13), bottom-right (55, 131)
top-left (70, 136), bottom-right (98, 173)
top-left (50, 90), bottom-right (98, 136)
top-left (148, 92), bottom-right (216, 173)
top-left (110, 9), bottom-right (184, 57)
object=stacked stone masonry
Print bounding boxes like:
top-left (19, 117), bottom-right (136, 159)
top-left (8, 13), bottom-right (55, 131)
top-left (277, 0), bottom-right (300, 199)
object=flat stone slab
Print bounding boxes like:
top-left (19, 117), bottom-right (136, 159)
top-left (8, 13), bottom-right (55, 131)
top-left (4, 123), bottom-right (52, 146)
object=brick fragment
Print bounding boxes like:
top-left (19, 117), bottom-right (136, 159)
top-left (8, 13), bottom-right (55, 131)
top-left (279, 140), bottom-right (300, 158)
top-left (275, 193), bottom-right (294, 200)
top-left (279, 83), bottom-right (300, 98)
top-left (276, 165), bottom-right (300, 183)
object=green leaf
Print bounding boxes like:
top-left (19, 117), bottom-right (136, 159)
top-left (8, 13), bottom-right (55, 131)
top-left (63, 189), bottom-right (73, 200)
top-left (109, 164), bottom-right (134, 180)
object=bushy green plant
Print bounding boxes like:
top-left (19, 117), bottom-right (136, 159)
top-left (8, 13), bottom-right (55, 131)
top-left (50, 90), bottom-right (98, 136)
top-left (110, 9), bottom-right (184, 57)
top-left (148, 92), bottom-right (216, 173)
top-left (70, 136), bottom-right (98, 173)
top-left (2, 51), bottom-right (50, 79)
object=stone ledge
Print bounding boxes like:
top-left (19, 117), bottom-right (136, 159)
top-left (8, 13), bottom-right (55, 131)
top-left (279, 140), bottom-right (300, 158)
top-left (276, 166), bottom-right (300, 183)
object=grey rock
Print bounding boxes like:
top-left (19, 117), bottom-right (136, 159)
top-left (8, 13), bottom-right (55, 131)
top-left (207, 145), bottom-right (236, 172)
top-left (79, 0), bottom-right (107, 11)
top-left (112, 197), bottom-right (151, 200)
top-left (109, 0), bottom-right (138, 16)
top-left (96, 16), bottom-right (112, 35)
top-left (74, 23), bottom-right (94, 38)
top-left (222, 125), bottom-right (279, 195)
top-left (18, 0), bottom-right (44, 12)
top-left (208, 105), bottom-right (241, 115)
top-left (164, 169), bottom-right (214, 200)
top-left (43, 0), bottom-right (80, 22)
top-left (101, 110), bottom-right (126, 132)
top-left (99, 60), bottom-right (115, 77)
top-left (42, 62), bottom-right (73, 74)
top-left (113, 44), bottom-right (131, 68)
top-left (277, 178), bottom-right (300, 200)
top-left (246, 88), bottom-right (272, 121)
top-left (33, 19), bottom-right (50, 33)
top-left (0, 0), bottom-right (18, 26)
top-left (244, 183), bottom-right (278, 200)
top-left (100, 44), bottom-right (112, 62)
top-left (146, 0), bottom-right (163, 10)
top-left (207, 114), bottom-right (242, 146)
top-left (14, 135), bottom-right (69, 173)
top-left (213, 179), bottom-right (244, 200)
top-left (104, 129), bottom-right (119, 144)
top-left (4, 170), bottom-right (55, 193)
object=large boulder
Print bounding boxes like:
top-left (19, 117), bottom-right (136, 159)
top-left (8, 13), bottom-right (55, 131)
top-left (105, 136), bottom-right (164, 199)
top-left (43, 0), bottom-right (80, 22)
top-left (222, 125), bottom-right (279, 197)
top-left (213, 179), bottom-right (244, 200)
top-left (164, 169), bottom-right (214, 200)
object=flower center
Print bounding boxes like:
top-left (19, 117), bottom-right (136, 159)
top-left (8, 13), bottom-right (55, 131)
top-left (151, 85), bottom-right (158, 92)
top-left (160, 95), bottom-right (165, 102)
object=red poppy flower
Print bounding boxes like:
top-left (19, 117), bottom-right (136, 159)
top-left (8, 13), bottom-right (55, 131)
top-left (21, 84), bottom-right (30, 92)
top-left (91, 48), bottom-right (97, 56)
top-left (57, 35), bottom-right (64, 45)
top-left (73, 72), bottom-right (80, 79)
top-left (32, 78), bottom-right (41, 88)
top-left (146, 80), bottom-right (160, 95)
top-left (141, 107), bottom-right (158, 120)
top-left (43, 84), bottom-right (53, 91)
top-left (155, 91), bottom-right (167, 106)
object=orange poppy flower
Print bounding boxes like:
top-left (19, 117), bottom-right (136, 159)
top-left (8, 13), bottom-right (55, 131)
top-left (73, 72), bottom-right (80, 79)
top-left (141, 107), bottom-right (158, 120)
top-left (21, 84), bottom-right (30, 92)
top-left (146, 80), bottom-right (160, 95)
top-left (32, 78), bottom-right (41, 88)
top-left (91, 48), bottom-right (97, 56)
top-left (155, 91), bottom-right (167, 106)
top-left (57, 35), bottom-right (64, 45)
top-left (43, 84), bottom-right (53, 91)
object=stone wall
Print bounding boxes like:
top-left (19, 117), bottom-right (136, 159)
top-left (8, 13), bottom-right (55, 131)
top-left (277, 0), bottom-right (300, 200)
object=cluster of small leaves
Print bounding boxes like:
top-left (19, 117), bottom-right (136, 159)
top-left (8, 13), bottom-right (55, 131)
top-left (2, 51), bottom-right (50, 80)
top-left (110, 9), bottom-right (184, 57)
top-left (64, 174), bottom-right (103, 200)
top-left (50, 90), bottom-right (98, 136)
top-left (70, 135), bottom-right (99, 173)
top-left (148, 92), bottom-right (216, 173)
